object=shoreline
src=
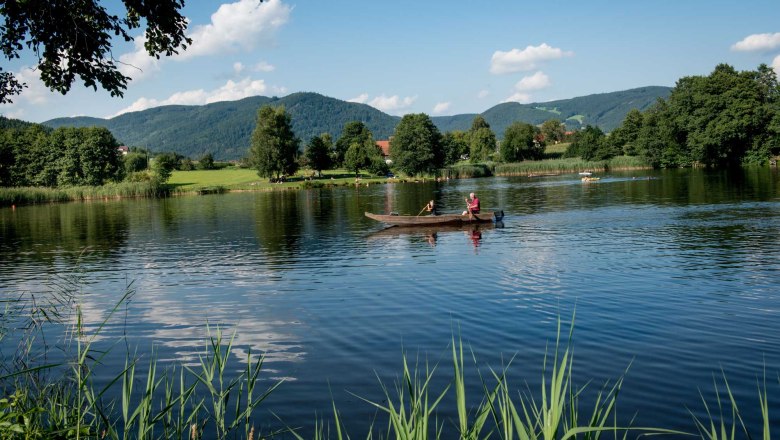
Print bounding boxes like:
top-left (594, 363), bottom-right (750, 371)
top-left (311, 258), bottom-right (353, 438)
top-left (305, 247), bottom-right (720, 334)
top-left (0, 161), bottom-right (655, 208)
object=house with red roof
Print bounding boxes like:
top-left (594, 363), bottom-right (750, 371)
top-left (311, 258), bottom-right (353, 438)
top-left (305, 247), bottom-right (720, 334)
top-left (376, 140), bottom-right (392, 164)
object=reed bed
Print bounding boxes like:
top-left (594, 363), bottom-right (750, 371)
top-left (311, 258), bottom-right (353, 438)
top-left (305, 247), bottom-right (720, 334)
top-left (494, 156), bottom-right (650, 176)
top-left (444, 164), bottom-right (495, 179)
top-left (0, 181), bottom-right (168, 207)
top-left (0, 280), bottom-right (279, 440)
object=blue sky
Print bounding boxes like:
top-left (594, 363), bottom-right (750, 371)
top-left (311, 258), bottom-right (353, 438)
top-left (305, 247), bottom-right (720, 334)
top-left (2, 0), bottom-right (780, 123)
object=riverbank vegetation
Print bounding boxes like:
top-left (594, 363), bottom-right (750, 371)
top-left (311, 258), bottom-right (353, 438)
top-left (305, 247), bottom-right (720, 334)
top-left (0, 288), bottom-right (773, 439)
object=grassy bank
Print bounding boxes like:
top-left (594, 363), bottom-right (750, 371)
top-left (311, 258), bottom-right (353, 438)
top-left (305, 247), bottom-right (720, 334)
top-left (167, 167), bottom-right (418, 194)
top-left (0, 154), bottom-right (651, 208)
top-left (0, 169), bottom-right (397, 206)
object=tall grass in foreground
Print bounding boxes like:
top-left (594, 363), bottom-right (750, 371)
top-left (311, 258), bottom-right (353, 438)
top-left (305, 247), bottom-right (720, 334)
top-left (0, 277), bottom-right (280, 439)
top-left (0, 278), bottom-right (775, 439)
top-left (692, 372), bottom-right (773, 440)
top-left (0, 180), bottom-right (168, 207)
top-left (330, 320), bottom-right (673, 440)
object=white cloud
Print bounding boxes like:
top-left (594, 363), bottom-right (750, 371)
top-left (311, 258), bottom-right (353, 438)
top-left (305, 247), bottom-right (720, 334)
top-left (0, 66), bottom-right (53, 118)
top-left (773, 54), bottom-right (780, 74)
top-left (206, 77), bottom-right (269, 102)
top-left (348, 93), bottom-right (416, 113)
top-left (253, 61), bottom-right (275, 72)
top-left (348, 93), bottom-right (369, 104)
top-left (118, 36), bottom-right (161, 80)
top-left (490, 43), bottom-right (573, 74)
top-left (731, 32), bottom-right (780, 52)
top-left (112, 77), bottom-right (270, 116)
top-left (183, 0), bottom-right (291, 59)
top-left (477, 89), bottom-right (490, 99)
top-left (233, 62), bottom-right (245, 74)
top-left (367, 94), bottom-right (417, 113)
top-left (501, 71), bottom-right (551, 103)
top-left (116, 0), bottom-right (290, 81)
top-left (503, 92), bottom-right (532, 104)
top-left (514, 71), bottom-right (551, 91)
top-left (432, 102), bottom-right (451, 114)
top-left (271, 85), bottom-right (287, 95)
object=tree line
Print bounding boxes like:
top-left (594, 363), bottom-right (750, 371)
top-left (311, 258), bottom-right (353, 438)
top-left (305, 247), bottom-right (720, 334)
top-left (565, 63), bottom-right (780, 167)
top-left (247, 105), bottom-right (569, 179)
top-left (0, 124), bottom-right (221, 188)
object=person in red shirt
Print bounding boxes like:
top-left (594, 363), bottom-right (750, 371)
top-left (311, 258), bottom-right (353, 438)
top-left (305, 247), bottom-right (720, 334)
top-left (462, 192), bottom-right (480, 215)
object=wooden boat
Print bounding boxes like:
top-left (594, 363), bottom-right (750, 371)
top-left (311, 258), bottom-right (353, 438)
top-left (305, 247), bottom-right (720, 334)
top-left (365, 210), bottom-right (503, 226)
top-left (581, 176), bottom-right (600, 182)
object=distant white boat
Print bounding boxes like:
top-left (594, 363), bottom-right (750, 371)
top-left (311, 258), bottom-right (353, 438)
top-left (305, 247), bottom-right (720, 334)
top-left (579, 172), bottom-right (592, 176)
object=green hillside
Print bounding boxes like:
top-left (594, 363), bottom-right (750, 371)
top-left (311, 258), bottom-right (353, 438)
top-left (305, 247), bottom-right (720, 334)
top-left (44, 93), bottom-right (400, 160)
top-left (0, 116), bottom-right (50, 131)
top-left (477, 86), bottom-right (671, 137)
top-left (43, 87), bottom-right (670, 160)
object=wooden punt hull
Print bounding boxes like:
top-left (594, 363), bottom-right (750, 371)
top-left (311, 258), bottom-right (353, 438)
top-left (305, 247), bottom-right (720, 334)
top-left (365, 211), bottom-right (503, 226)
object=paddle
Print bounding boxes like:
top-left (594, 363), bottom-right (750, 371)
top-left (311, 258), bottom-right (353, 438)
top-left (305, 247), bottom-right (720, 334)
top-left (416, 204), bottom-right (429, 217)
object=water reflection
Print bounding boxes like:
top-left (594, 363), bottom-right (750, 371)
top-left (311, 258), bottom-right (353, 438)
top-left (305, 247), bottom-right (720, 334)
top-left (366, 223), bottom-right (500, 254)
top-left (253, 190), bottom-right (302, 260)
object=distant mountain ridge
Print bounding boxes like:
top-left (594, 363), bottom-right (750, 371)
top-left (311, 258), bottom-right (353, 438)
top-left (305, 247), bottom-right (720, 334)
top-left (43, 87), bottom-right (670, 160)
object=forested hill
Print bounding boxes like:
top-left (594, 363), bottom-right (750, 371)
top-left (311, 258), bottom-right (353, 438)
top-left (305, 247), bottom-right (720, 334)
top-left (44, 93), bottom-right (398, 160)
top-left (43, 87), bottom-right (670, 160)
top-left (0, 116), bottom-right (49, 131)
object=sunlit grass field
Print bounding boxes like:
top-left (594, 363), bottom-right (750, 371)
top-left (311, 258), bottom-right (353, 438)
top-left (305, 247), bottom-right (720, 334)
top-left (167, 167), bottom-right (262, 191)
top-left (167, 167), bottom-right (399, 194)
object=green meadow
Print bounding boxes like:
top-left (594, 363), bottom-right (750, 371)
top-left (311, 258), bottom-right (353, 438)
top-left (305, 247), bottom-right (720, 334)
top-left (167, 167), bottom-right (402, 194)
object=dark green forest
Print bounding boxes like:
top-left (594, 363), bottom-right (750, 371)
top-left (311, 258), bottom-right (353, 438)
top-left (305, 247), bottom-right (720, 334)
top-left (42, 88), bottom-right (670, 160)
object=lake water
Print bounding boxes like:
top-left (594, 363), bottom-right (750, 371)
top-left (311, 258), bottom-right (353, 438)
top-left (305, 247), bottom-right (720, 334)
top-left (2, 168), bottom-right (780, 436)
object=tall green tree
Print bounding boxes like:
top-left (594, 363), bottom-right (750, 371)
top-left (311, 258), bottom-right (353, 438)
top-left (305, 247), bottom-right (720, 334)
top-left (501, 122), bottom-right (544, 162)
top-left (663, 64), bottom-right (777, 166)
top-left (305, 134), bottom-right (332, 177)
top-left (198, 153), bottom-right (215, 170)
top-left (76, 127), bottom-right (124, 185)
top-left (249, 105), bottom-right (300, 181)
top-left (390, 113), bottom-right (443, 175)
top-left (343, 138), bottom-right (380, 177)
top-left (152, 152), bottom-right (178, 182)
top-left (335, 121), bottom-right (372, 167)
top-left (124, 152), bottom-right (148, 174)
top-left (441, 130), bottom-right (469, 165)
top-left (565, 126), bottom-right (612, 161)
top-left (50, 127), bottom-right (123, 186)
top-left (0, 124), bottom-right (52, 186)
top-left (634, 101), bottom-right (686, 168)
top-left (609, 109), bottom-right (644, 155)
top-left (467, 116), bottom-right (497, 162)
top-left (0, 1), bottom-right (190, 103)
top-left (541, 119), bottom-right (565, 144)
